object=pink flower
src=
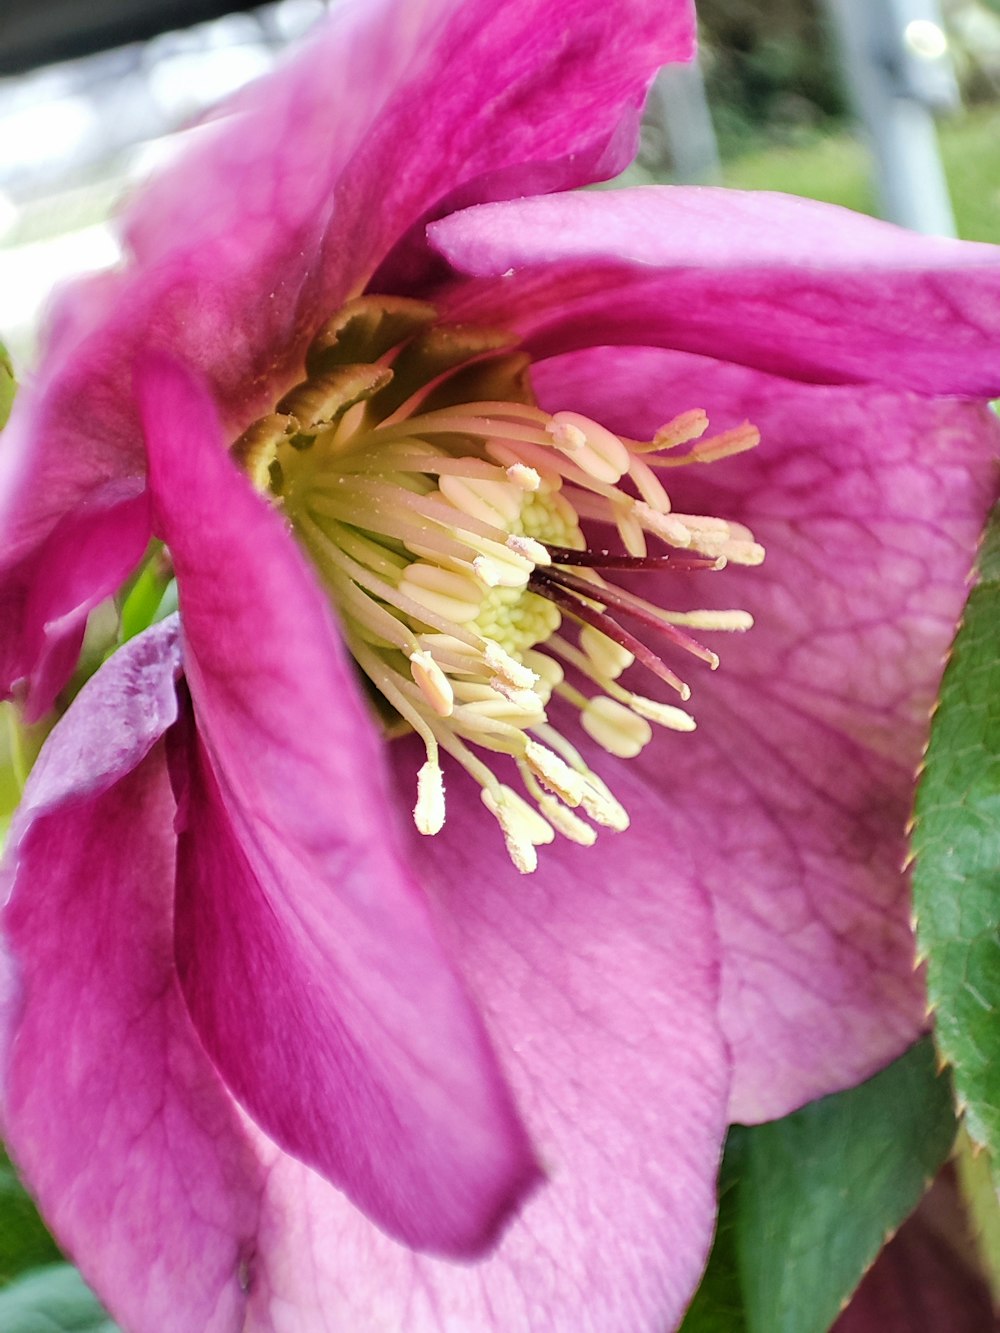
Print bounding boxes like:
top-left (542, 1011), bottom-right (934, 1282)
top-left (2, 1), bottom-right (1000, 1329)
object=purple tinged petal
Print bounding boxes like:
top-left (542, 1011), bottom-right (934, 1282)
top-left (531, 345), bottom-right (1000, 1119)
top-left (137, 354), bottom-right (539, 1256)
top-left (5, 616), bottom-right (181, 822)
top-left (431, 187), bottom-right (1000, 397)
top-left (238, 759), bottom-right (731, 1330)
top-left (1, 626), bottom-right (266, 1333)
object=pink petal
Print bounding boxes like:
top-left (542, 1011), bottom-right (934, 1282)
top-left (0, 625), bottom-right (266, 1333)
top-left (531, 345), bottom-right (1000, 1119)
top-left (431, 187), bottom-right (1000, 397)
top-left (238, 757), bottom-right (730, 1331)
top-left (0, 0), bottom-right (693, 705)
top-left (138, 354), bottom-right (538, 1256)
top-left (3, 486), bottom-right (150, 721)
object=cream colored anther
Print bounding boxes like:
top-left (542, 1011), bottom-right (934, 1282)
top-left (653, 408), bottom-right (709, 449)
top-left (398, 564), bottom-right (483, 623)
top-left (719, 540), bottom-right (765, 567)
top-left (506, 463), bottom-right (541, 491)
top-left (506, 533), bottom-right (551, 566)
top-left (582, 696), bottom-right (653, 759)
top-left (627, 696), bottom-right (697, 731)
top-left (632, 502), bottom-right (695, 548)
top-left (521, 650), bottom-right (564, 699)
top-left (455, 681), bottom-right (545, 723)
top-left (578, 774), bottom-right (631, 831)
top-left (414, 760), bottom-right (446, 834)
top-left (439, 473), bottom-right (522, 526)
top-left (489, 679), bottom-right (545, 713)
top-left (536, 794), bottom-right (597, 846)
top-left (580, 625), bottom-right (635, 680)
top-left (472, 555), bottom-right (503, 588)
top-left (482, 786), bottom-right (554, 874)
top-left (662, 609), bottom-right (754, 631)
top-left (550, 411), bottom-right (630, 483)
top-left (471, 543), bottom-right (532, 588)
top-left (408, 651), bottom-right (454, 717)
top-left (484, 641), bottom-right (539, 691)
top-left (524, 740), bottom-right (587, 807)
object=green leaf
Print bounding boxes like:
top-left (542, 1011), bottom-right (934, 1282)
top-left (680, 1150), bottom-right (748, 1333)
top-left (0, 342), bottom-right (15, 431)
top-left (0, 1148), bottom-right (61, 1284)
top-left (0, 1266), bottom-right (117, 1332)
top-left (911, 499), bottom-right (1000, 1165)
top-left (682, 1037), bottom-right (956, 1333)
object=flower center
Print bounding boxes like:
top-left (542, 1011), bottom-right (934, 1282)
top-left (232, 296), bottom-right (763, 872)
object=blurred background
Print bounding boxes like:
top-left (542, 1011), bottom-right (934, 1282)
top-left (0, 0), bottom-right (999, 360)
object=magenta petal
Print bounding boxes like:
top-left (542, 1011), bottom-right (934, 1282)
top-left (432, 188), bottom-right (1000, 397)
top-left (0, 0), bottom-right (693, 707)
top-left (0, 625), bottom-right (267, 1333)
top-left (12, 488), bottom-right (150, 721)
top-left (137, 354), bottom-right (538, 1256)
top-left (532, 345), bottom-right (1000, 1119)
top-left (235, 759), bottom-right (730, 1330)
top-left (127, 0), bottom-right (696, 294)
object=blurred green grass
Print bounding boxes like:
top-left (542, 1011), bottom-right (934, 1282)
top-left (722, 104), bottom-right (1000, 242)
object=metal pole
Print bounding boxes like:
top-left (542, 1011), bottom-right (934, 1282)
top-left (641, 58), bottom-right (721, 185)
top-left (824, 0), bottom-right (958, 235)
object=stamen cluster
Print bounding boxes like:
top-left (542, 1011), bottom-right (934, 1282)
top-left (232, 297), bottom-right (763, 872)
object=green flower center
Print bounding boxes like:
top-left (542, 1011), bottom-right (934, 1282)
top-left (232, 296), bottom-right (763, 872)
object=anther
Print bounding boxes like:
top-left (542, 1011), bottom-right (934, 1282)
top-left (651, 408), bottom-right (710, 450)
top-left (506, 463), bottom-right (541, 491)
top-left (506, 534), bottom-right (551, 565)
top-left (535, 794), bottom-right (597, 846)
top-left (414, 759), bottom-right (446, 834)
top-left (484, 641), bottom-right (539, 690)
top-left (408, 651), bottom-right (454, 717)
top-left (627, 696), bottom-right (697, 731)
top-left (579, 625), bottom-right (635, 680)
top-left (578, 774), bottom-right (631, 831)
top-left (582, 696), bottom-right (654, 759)
top-left (523, 740), bottom-right (587, 806)
top-left (482, 786), bottom-right (553, 874)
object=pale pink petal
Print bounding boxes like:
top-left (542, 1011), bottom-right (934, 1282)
top-left (0, 0), bottom-right (693, 705)
top-left (238, 757), bottom-right (730, 1331)
top-left (431, 188), bottom-right (1000, 397)
top-left (531, 345), bottom-right (1000, 1119)
top-left (0, 624), bottom-right (267, 1333)
top-left (138, 355), bottom-right (538, 1256)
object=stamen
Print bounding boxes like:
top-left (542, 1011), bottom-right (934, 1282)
top-left (408, 650), bottom-right (454, 717)
top-left (482, 786), bottom-right (553, 875)
top-left (650, 421), bottom-right (760, 467)
top-left (644, 408), bottom-right (710, 451)
top-left (579, 625), bottom-right (634, 680)
top-left (582, 696), bottom-right (653, 759)
top-left (414, 759), bottom-right (446, 835)
top-left (230, 294), bottom-right (761, 870)
top-left (506, 463), bottom-right (541, 491)
top-left (523, 739), bottom-right (587, 807)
